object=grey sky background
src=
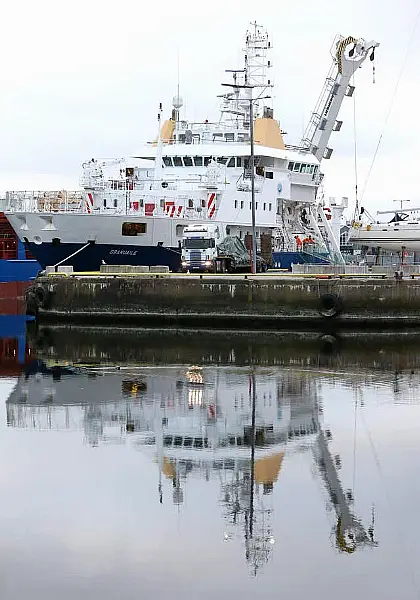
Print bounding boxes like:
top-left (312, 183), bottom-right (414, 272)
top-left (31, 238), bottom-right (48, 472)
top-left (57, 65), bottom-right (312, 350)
top-left (0, 0), bottom-right (419, 216)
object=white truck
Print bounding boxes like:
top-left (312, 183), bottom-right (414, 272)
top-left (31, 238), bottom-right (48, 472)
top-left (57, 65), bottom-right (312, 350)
top-left (181, 223), bottom-right (267, 273)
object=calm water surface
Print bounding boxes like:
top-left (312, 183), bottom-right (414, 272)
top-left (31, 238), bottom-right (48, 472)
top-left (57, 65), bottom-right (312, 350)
top-left (1, 323), bottom-right (420, 599)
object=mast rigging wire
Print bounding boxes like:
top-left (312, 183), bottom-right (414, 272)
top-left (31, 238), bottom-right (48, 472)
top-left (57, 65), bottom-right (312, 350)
top-left (359, 5), bottom-right (420, 203)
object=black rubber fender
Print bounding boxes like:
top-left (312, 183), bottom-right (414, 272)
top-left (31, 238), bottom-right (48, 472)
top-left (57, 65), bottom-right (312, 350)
top-left (319, 293), bottom-right (343, 318)
top-left (33, 284), bottom-right (52, 310)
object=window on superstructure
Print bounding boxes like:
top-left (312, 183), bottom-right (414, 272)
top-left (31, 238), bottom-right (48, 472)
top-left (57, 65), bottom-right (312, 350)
top-left (237, 133), bottom-right (249, 142)
top-left (249, 202), bottom-right (252, 210)
top-left (192, 134), bottom-right (200, 144)
top-left (288, 162), bottom-right (294, 170)
top-left (188, 199), bottom-right (194, 208)
top-left (114, 199), bottom-right (117, 208)
top-left (236, 157), bottom-right (242, 167)
top-left (263, 203), bottom-right (266, 211)
top-left (103, 199), bottom-right (107, 208)
top-left (163, 157), bottom-right (172, 167)
top-left (293, 163), bottom-right (301, 172)
top-left (239, 230), bottom-right (243, 239)
top-left (178, 134), bottom-right (186, 143)
top-left (240, 201), bottom-right (244, 209)
top-left (213, 133), bottom-right (223, 142)
top-left (256, 202), bottom-right (258, 210)
top-left (183, 156), bottom-right (193, 167)
top-left (160, 199), bottom-right (165, 208)
top-left (204, 157), bottom-right (211, 166)
top-left (173, 156), bottom-right (183, 167)
top-left (122, 222), bottom-right (147, 236)
top-left (176, 225), bottom-right (184, 236)
top-left (227, 157), bottom-right (235, 167)
top-left (300, 164), bottom-right (307, 173)
top-left (194, 156), bottom-right (203, 167)
top-left (201, 199), bottom-right (206, 208)
top-left (225, 133), bottom-right (234, 142)
top-left (217, 157), bottom-right (228, 165)
top-left (314, 166), bottom-right (319, 174)
top-left (265, 171), bottom-right (273, 179)
top-left (234, 200), bottom-right (238, 209)
top-left (269, 203), bottom-right (272, 211)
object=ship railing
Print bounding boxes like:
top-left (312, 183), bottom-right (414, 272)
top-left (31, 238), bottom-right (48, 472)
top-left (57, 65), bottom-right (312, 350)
top-left (5, 191), bottom-right (85, 213)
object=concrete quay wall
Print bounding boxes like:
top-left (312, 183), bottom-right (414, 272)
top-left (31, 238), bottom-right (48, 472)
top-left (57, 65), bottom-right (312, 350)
top-left (27, 274), bottom-right (420, 329)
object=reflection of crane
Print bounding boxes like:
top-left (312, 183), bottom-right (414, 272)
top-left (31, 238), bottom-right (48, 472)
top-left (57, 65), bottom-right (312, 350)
top-left (313, 407), bottom-right (377, 553)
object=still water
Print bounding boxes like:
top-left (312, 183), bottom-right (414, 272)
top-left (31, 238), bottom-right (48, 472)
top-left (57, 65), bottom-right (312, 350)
top-left (1, 322), bottom-right (420, 599)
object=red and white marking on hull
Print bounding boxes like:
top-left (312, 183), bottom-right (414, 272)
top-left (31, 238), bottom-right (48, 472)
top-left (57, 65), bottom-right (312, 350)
top-left (207, 193), bottom-right (216, 219)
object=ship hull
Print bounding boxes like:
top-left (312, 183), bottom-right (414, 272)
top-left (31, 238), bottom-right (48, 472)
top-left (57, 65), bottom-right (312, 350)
top-left (349, 227), bottom-right (420, 252)
top-left (25, 241), bottom-right (182, 272)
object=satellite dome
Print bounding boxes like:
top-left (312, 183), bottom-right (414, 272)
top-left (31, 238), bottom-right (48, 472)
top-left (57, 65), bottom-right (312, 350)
top-left (172, 95), bottom-right (184, 109)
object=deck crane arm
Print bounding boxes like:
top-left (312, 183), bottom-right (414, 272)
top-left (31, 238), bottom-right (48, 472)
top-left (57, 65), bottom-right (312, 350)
top-left (301, 35), bottom-right (379, 162)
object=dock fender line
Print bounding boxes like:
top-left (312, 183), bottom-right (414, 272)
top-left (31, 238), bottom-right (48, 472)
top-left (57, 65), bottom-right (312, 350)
top-left (318, 293), bottom-right (343, 318)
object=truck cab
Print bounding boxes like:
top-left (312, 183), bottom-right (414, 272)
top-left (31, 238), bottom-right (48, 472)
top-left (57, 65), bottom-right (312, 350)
top-left (181, 224), bottom-right (220, 272)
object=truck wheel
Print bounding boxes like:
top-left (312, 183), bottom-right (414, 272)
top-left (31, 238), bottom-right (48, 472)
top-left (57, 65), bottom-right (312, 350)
top-left (226, 260), bottom-right (234, 273)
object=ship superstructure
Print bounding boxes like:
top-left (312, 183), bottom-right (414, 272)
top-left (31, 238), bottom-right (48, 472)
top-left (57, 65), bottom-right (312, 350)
top-left (5, 26), bottom-right (378, 272)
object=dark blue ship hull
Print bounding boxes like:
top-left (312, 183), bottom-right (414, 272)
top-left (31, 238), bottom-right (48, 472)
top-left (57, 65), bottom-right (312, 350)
top-left (26, 241), bottom-right (182, 273)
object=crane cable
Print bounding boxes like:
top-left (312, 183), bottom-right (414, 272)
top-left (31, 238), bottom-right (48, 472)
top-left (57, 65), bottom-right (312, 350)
top-left (359, 5), bottom-right (420, 204)
top-left (352, 71), bottom-right (359, 224)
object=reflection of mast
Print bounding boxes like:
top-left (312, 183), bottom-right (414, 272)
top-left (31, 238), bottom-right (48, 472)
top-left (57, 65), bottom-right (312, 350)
top-left (245, 371), bottom-right (276, 576)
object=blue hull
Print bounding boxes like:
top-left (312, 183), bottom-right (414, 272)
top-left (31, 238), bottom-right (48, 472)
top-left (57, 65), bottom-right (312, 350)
top-left (26, 242), bottom-right (182, 272)
top-left (0, 259), bottom-right (40, 283)
top-left (272, 251), bottom-right (330, 271)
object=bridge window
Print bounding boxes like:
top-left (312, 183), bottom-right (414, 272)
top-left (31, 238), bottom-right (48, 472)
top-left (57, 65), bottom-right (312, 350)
top-left (204, 157), bottom-right (212, 166)
top-left (309, 165), bottom-right (314, 174)
top-left (227, 157), bottom-right (235, 167)
top-left (122, 222), bottom-right (147, 236)
top-left (194, 156), bottom-right (203, 167)
top-left (293, 163), bottom-right (301, 172)
top-left (163, 157), bottom-right (172, 167)
top-left (183, 156), bottom-right (193, 167)
top-left (217, 157), bottom-right (228, 165)
top-left (236, 157), bottom-right (242, 167)
top-left (288, 162), bottom-right (294, 170)
top-left (173, 156), bottom-right (183, 167)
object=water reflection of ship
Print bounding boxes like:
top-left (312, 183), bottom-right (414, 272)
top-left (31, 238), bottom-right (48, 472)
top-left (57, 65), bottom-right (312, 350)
top-left (5, 363), bottom-right (377, 567)
top-left (0, 314), bottom-right (34, 376)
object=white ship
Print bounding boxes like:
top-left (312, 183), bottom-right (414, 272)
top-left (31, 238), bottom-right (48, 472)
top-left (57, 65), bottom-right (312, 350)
top-left (349, 206), bottom-right (420, 253)
top-left (5, 25), bottom-right (378, 272)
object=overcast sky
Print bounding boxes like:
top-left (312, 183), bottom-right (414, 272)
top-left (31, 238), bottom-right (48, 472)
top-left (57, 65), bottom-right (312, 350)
top-left (1, 0), bottom-right (419, 216)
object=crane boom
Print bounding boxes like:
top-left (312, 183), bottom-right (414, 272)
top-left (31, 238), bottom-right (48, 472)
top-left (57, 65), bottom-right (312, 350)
top-left (301, 35), bottom-right (379, 162)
